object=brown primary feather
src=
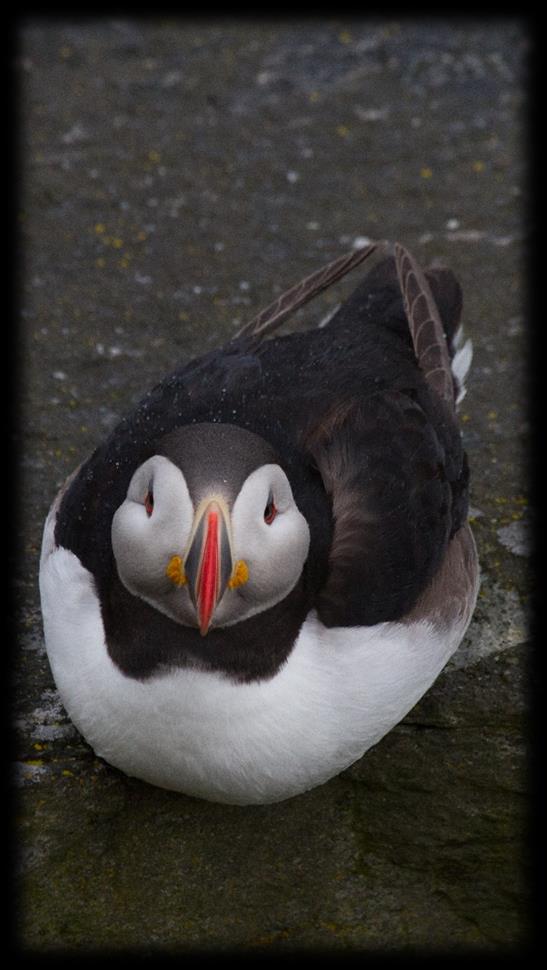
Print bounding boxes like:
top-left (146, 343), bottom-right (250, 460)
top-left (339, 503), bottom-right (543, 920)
top-left (234, 241), bottom-right (381, 342)
top-left (394, 243), bottom-right (455, 406)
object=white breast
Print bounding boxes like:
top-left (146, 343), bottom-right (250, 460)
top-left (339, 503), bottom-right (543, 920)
top-left (39, 511), bottom-right (471, 805)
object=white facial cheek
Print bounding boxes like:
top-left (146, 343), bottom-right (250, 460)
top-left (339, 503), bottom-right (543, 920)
top-left (286, 509), bottom-right (311, 561)
top-left (113, 502), bottom-right (144, 549)
top-left (257, 509), bottom-right (310, 579)
top-left (112, 503), bottom-right (149, 576)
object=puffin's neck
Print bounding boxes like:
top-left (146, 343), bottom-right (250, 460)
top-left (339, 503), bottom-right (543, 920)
top-left (100, 570), bottom-right (310, 684)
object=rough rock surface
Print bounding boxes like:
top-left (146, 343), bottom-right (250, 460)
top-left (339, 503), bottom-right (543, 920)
top-left (14, 18), bottom-right (532, 953)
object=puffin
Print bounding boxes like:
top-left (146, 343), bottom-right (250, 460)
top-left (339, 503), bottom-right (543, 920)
top-left (39, 240), bottom-right (479, 805)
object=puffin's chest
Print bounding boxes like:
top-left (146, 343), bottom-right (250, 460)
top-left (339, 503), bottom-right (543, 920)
top-left (39, 537), bottom-right (462, 804)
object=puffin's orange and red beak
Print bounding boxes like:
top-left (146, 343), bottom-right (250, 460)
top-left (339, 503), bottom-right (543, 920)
top-left (184, 499), bottom-right (234, 636)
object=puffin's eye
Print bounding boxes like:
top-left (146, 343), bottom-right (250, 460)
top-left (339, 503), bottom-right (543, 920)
top-left (264, 496), bottom-right (277, 525)
top-left (144, 488), bottom-right (154, 517)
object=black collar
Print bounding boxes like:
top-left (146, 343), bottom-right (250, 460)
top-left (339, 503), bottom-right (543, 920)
top-left (101, 570), bottom-right (311, 684)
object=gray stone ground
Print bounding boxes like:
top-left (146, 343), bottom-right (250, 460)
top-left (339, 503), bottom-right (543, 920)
top-left (14, 18), bottom-right (532, 953)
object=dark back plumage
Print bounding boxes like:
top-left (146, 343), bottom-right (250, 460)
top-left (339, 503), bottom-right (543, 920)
top-left (55, 242), bottom-right (470, 677)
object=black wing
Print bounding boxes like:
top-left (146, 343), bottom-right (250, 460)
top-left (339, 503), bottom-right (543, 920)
top-left (298, 247), bottom-right (469, 627)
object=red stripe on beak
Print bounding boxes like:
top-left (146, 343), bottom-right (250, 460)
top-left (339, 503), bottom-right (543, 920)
top-left (184, 498), bottom-right (234, 636)
top-left (196, 508), bottom-right (220, 636)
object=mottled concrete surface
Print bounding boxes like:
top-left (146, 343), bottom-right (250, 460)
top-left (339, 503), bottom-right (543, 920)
top-left (14, 18), bottom-right (532, 953)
